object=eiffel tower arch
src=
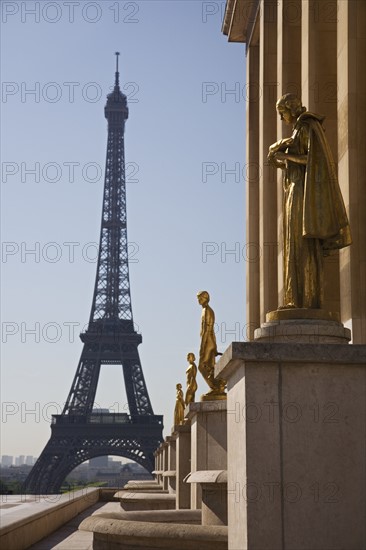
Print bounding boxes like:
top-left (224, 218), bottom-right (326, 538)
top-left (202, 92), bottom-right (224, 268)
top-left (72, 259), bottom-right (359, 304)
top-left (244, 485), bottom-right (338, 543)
top-left (24, 54), bottom-right (163, 494)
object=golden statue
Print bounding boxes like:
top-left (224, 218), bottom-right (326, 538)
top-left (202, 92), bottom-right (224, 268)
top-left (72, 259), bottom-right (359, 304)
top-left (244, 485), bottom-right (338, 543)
top-left (174, 383), bottom-right (185, 426)
top-left (268, 94), bottom-right (351, 312)
top-left (197, 291), bottom-right (226, 400)
top-left (185, 352), bottom-right (198, 405)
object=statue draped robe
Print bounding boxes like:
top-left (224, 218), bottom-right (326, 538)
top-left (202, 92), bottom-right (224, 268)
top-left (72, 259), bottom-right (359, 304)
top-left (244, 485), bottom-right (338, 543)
top-left (174, 387), bottom-right (185, 426)
top-left (282, 112), bottom-right (351, 308)
top-left (198, 304), bottom-right (218, 387)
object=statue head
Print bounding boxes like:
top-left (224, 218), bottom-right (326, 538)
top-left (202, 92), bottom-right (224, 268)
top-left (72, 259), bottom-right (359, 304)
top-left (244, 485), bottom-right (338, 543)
top-left (176, 383), bottom-right (182, 390)
top-left (197, 290), bottom-right (210, 306)
top-left (187, 352), bottom-right (196, 362)
top-left (276, 93), bottom-right (306, 124)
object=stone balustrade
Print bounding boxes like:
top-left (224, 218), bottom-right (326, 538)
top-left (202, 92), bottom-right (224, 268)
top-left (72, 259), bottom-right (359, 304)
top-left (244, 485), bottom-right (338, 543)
top-left (0, 488), bottom-right (101, 550)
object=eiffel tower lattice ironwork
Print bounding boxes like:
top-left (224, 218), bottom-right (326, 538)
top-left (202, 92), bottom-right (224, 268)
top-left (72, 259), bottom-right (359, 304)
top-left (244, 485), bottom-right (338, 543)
top-left (24, 53), bottom-right (163, 494)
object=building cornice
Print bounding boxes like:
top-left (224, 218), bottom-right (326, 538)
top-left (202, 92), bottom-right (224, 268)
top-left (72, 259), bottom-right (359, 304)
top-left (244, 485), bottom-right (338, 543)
top-left (222, 0), bottom-right (259, 43)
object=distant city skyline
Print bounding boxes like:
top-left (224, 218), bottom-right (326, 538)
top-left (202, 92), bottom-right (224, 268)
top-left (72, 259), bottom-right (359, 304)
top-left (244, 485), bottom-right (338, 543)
top-left (0, 454), bottom-right (132, 466)
top-left (1, 455), bottom-right (37, 467)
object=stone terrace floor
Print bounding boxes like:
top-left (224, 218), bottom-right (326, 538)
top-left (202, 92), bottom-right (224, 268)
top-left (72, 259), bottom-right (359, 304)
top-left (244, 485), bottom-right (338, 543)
top-left (29, 501), bottom-right (120, 549)
top-left (1, 500), bottom-right (120, 550)
top-left (0, 496), bottom-right (121, 550)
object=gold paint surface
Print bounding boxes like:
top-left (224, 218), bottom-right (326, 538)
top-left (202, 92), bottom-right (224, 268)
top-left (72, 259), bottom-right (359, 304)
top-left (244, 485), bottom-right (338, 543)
top-left (266, 308), bottom-right (341, 322)
top-left (174, 384), bottom-right (185, 426)
top-left (197, 291), bottom-right (227, 401)
top-left (268, 94), bottom-right (352, 311)
top-left (185, 352), bottom-right (198, 405)
top-left (200, 393), bottom-right (227, 402)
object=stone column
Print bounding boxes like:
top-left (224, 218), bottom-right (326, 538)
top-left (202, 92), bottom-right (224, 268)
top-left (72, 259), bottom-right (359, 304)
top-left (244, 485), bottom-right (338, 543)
top-left (216, 342), bottom-right (366, 550)
top-left (161, 441), bottom-right (169, 491)
top-left (276, 0), bottom-right (301, 306)
top-left (156, 444), bottom-right (163, 486)
top-left (246, 42), bottom-right (260, 340)
top-left (277, 0), bottom-right (301, 95)
top-left (259, 0), bottom-right (278, 323)
top-left (153, 449), bottom-right (157, 474)
top-left (186, 401), bottom-right (227, 509)
top-left (163, 435), bottom-right (176, 494)
top-left (172, 424), bottom-right (191, 509)
top-left (301, 0), bottom-right (340, 315)
top-left (337, 0), bottom-right (366, 343)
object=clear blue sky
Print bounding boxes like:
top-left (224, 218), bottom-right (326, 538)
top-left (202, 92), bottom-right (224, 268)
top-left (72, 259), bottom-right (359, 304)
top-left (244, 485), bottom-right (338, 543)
top-left (1, 0), bottom-right (247, 458)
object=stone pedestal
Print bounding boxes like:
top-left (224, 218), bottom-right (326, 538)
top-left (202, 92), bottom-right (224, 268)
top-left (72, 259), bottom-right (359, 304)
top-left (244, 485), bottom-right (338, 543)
top-left (186, 470), bottom-right (227, 526)
top-left (81, 517), bottom-right (227, 550)
top-left (116, 491), bottom-right (175, 512)
top-left (122, 484), bottom-right (164, 493)
top-left (163, 436), bottom-right (176, 494)
top-left (185, 401), bottom-right (227, 510)
top-left (161, 442), bottom-right (169, 491)
top-left (153, 444), bottom-right (164, 486)
top-left (254, 319), bottom-right (351, 343)
top-left (124, 480), bottom-right (160, 488)
top-left (171, 424), bottom-right (191, 510)
top-left (216, 342), bottom-right (366, 550)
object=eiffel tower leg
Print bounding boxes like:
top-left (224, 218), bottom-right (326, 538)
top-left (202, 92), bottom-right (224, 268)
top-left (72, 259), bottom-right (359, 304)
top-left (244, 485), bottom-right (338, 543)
top-left (122, 347), bottom-right (153, 416)
top-left (23, 436), bottom-right (72, 494)
top-left (63, 348), bottom-right (102, 415)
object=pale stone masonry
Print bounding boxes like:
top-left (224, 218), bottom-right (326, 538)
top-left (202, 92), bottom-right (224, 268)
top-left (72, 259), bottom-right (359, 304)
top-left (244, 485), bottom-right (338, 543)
top-left (171, 424), bottom-right (191, 509)
top-left (185, 401), bottom-right (228, 510)
top-left (216, 342), bottom-right (366, 550)
top-left (223, 0), bottom-right (366, 343)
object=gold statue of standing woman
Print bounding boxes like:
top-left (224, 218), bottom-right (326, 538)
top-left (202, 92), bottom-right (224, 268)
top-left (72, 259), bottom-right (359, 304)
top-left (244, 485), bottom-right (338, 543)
top-left (185, 353), bottom-right (197, 405)
top-left (174, 383), bottom-right (185, 426)
top-left (197, 291), bottom-right (226, 400)
top-left (268, 94), bottom-right (351, 312)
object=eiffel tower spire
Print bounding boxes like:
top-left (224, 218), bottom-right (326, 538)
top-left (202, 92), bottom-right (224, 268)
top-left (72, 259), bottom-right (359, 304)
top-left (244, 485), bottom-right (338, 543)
top-left (115, 51), bottom-right (120, 87)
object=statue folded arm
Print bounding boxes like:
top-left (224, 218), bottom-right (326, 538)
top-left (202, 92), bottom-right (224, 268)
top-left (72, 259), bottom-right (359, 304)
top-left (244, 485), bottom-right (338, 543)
top-left (275, 151), bottom-right (308, 165)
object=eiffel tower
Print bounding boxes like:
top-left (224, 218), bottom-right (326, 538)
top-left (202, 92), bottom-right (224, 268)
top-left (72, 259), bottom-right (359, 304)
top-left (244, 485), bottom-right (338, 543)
top-left (24, 53), bottom-right (163, 494)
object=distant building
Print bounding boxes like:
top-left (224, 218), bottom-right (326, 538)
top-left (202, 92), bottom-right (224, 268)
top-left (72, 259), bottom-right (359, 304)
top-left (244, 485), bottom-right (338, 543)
top-left (25, 456), bottom-right (34, 466)
top-left (108, 458), bottom-right (122, 470)
top-left (1, 455), bottom-right (13, 467)
top-left (89, 456), bottom-right (108, 468)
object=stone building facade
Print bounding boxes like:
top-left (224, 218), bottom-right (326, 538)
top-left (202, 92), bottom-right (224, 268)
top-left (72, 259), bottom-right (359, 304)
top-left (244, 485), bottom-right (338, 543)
top-left (223, 0), bottom-right (366, 343)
